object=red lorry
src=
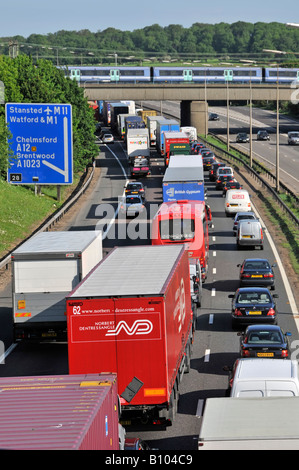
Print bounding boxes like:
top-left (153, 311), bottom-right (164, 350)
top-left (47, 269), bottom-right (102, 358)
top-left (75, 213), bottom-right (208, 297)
top-left (66, 245), bottom-right (194, 426)
top-left (164, 131), bottom-right (191, 166)
top-left (0, 373), bottom-right (124, 450)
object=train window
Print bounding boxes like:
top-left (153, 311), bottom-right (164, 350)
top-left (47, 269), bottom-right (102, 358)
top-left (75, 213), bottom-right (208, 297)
top-left (80, 69), bottom-right (110, 76)
top-left (233, 70), bottom-right (257, 77)
top-left (119, 69), bottom-right (145, 76)
top-left (158, 69), bottom-right (184, 76)
top-left (269, 70), bottom-right (297, 77)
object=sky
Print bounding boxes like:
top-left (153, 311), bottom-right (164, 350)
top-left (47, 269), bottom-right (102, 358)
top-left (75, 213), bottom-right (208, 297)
top-left (0, 0), bottom-right (298, 38)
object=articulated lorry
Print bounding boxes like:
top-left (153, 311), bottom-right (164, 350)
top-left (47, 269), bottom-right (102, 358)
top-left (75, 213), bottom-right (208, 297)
top-left (198, 397), bottom-right (299, 450)
top-left (126, 128), bottom-right (150, 161)
top-left (156, 119), bottom-right (180, 156)
top-left (162, 163), bottom-right (204, 203)
top-left (163, 131), bottom-right (190, 166)
top-left (66, 245), bottom-right (194, 425)
top-left (12, 231), bottom-right (102, 342)
top-left (0, 373), bottom-right (124, 450)
top-left (146, 115), bottom-right (165, 147)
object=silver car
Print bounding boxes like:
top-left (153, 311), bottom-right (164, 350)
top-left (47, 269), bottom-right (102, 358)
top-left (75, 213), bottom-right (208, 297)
top-left (120, 195), bottom-right (145, 217)
top-left (288, 131), bottom-right (299, 145)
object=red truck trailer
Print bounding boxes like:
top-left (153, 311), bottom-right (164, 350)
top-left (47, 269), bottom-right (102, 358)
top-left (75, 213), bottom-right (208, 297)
top-left (66, 245), bottom-right (194, 426)
top-left (164, 131), bottom-right (191, 166)
top-left (0, 373), bottom-right (123, 450)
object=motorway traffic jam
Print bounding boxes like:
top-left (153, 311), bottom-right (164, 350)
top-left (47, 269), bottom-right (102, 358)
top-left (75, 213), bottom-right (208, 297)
top-left (0, 98), bottom-right (299, 451)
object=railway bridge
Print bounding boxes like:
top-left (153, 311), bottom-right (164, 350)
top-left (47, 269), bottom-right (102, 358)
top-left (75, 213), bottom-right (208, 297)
top-left (82, 83), bottom-right (298, 133)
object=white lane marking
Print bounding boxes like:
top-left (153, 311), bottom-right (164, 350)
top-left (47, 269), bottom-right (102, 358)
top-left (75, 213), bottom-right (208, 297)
top-left (213, 251), bottom-right (216, 256)
top-left (213, 268), bottom-right (217, 274)
top-left (204, 349), bottom-right (211, 362)
top-left (211, 288), bottom-right (216, 297)
top-left (251, 203), bottom-right (299, 328)
top-left (209, 314), bottom-right (214, 324)
top-left (102, 144), bottom-right (129, 240)
top-left (0, 343), bottom-right (17, 364)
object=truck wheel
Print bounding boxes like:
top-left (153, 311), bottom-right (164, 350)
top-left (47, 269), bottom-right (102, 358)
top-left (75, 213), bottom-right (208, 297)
top-left (184, 344), bottom-right (191, 373)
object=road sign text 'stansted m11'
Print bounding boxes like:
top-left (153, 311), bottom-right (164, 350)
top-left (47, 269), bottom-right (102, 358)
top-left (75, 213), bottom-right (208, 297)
top-left (66, 245), bottom-right (194, 424)
top-left (6, 103), bottom-right (73, 185)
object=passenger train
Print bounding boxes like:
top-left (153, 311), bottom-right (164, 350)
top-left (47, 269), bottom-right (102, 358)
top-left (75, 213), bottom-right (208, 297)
top-left (61, 65), bottom-right (299, 84)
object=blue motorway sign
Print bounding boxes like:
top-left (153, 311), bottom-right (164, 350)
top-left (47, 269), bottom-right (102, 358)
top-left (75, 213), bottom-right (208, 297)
top-left (6, 103), bottom-right (73, 185)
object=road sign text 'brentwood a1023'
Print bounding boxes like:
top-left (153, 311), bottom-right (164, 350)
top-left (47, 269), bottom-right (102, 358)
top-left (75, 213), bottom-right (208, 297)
top-left (6, 103), bottom-right (73, 185)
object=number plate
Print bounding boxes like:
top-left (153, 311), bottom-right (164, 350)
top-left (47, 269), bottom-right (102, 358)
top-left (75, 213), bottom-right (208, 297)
top-left (252, 275), bottom-right (263, 278)
top-left (248, 311), bottom-right (262, 315)
top-left (257, 352), bottom-right (274, 357)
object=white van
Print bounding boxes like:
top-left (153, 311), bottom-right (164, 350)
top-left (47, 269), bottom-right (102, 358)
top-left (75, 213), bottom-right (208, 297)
top-left (237, 219), bottom-right (263, 249)
top-left (225, 359), bottom-right (299, 398)
top-left (225, 189), bottom-right (251, 216)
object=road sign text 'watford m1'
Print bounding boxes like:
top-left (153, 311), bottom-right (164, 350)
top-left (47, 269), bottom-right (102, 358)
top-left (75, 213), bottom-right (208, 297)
top-left (6, 103), bottom-right (73, 185)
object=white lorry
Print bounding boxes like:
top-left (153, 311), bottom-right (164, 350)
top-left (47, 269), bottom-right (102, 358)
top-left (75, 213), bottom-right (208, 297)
top-left (12, 230), bottom-right (102, 342)
top-left (126, 128), bottom-right (150, 162)
top-left (198, 397), bottom-right (299, 450)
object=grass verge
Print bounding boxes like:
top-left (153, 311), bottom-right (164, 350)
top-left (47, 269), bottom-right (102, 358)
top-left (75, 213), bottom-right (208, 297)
top-left (0, 175), bottom-right (80, 257)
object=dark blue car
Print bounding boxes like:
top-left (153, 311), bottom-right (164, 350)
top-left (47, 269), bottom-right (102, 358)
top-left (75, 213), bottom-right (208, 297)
top-left (238, 324), bottom-right (291, 358)
top-left (228, 287), bottom-right (279, 329)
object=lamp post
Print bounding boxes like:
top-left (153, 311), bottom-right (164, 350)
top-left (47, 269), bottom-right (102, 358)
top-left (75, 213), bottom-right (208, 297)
top-left (262, 50), bottom-right (285, 192)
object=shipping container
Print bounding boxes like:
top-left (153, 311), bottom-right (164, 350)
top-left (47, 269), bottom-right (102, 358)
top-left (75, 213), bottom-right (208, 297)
top-left (12, 231), bottom-right (102, 342)
top-left (156, 119), bottom-right (180, 155)
top-left (66, 245), bottom-right (194, 425)
top-left (0, 374), bottom-right (122, 450)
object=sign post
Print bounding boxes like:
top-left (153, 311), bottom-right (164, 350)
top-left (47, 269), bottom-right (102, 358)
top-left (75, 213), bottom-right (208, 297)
top-left (6, 103), bottom-right (73, 186)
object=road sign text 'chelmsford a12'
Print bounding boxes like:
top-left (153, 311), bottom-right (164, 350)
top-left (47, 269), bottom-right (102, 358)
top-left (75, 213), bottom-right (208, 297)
top-left (6, 103), bottom-right (73, 185)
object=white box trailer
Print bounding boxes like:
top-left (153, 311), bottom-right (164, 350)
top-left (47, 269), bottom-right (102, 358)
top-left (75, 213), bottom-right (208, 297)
top-left (146, 115), bottom-right (165, 147)
top-left (180, 126), bottom-right (198, 143)
top-left (126, 128), bottom-right (150, 160)
top-left (12, 230), bottom-right (102, 342)
top-left (198, 397), bottom-right (299, 450)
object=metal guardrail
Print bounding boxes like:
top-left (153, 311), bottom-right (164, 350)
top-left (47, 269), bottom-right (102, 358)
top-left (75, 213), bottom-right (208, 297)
top-left (201, 135), bottom-right (299, 227)
top-left (158, 106), bottom-right (299, 227)
top-left (0, 164), bottom-right (95, 271)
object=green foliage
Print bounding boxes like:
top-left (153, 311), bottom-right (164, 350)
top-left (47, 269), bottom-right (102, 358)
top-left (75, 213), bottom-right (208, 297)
top-left (0, 55), bottom-right (98, 177)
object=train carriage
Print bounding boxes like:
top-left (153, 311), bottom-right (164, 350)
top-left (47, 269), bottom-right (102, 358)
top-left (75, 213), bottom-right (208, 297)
top-left (152, 67), bottom-right (263, 83)
top-left (62, 66), bottom-right (152, 83)
top-left (264, 68), bottom-right (299, 83)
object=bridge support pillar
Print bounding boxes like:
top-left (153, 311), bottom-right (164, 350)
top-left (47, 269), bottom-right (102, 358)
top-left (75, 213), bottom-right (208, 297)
top-left (180, 100), bottom-right (208, 136)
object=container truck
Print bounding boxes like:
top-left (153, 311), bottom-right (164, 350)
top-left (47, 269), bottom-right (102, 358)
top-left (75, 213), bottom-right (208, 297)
top-left (137, 109), bottom-right (157, 123)
top-left (164, 131), bottom-right (191, 166)
top-left (117, 113), bottom-right (134, 139)
top-left (0, 373), bottom-right (125, 450)
top-left (110, 103), bottom-right (129, 131)
top-left (125, 115), bottom-right (145, 140)
top-left (12, 230), bottom-right (102, 342)
top-left (162, 166), bottom-right (204, 202)
top-left (198, 397), bottom-right (299, 450)
top-left (156, 119), bottom-right (180, 156)
top-left (180, 126), bottom-right (197, 143)
top-left (146, 115), bottom-right (165, 147)
top-left (126, 128), bottom-right (150, 162)
top-left (66, 245), bottom-right (194, 425)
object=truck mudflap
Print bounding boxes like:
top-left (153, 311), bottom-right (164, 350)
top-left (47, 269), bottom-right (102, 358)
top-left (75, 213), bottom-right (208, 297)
top-left (13, 322), bottom-right (67, 342)
top-left (119, 323), bottom-right (193, 427)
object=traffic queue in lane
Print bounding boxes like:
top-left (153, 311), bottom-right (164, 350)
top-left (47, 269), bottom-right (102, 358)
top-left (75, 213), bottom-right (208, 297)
top-left (117, 109), bottom-right (296, 404)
